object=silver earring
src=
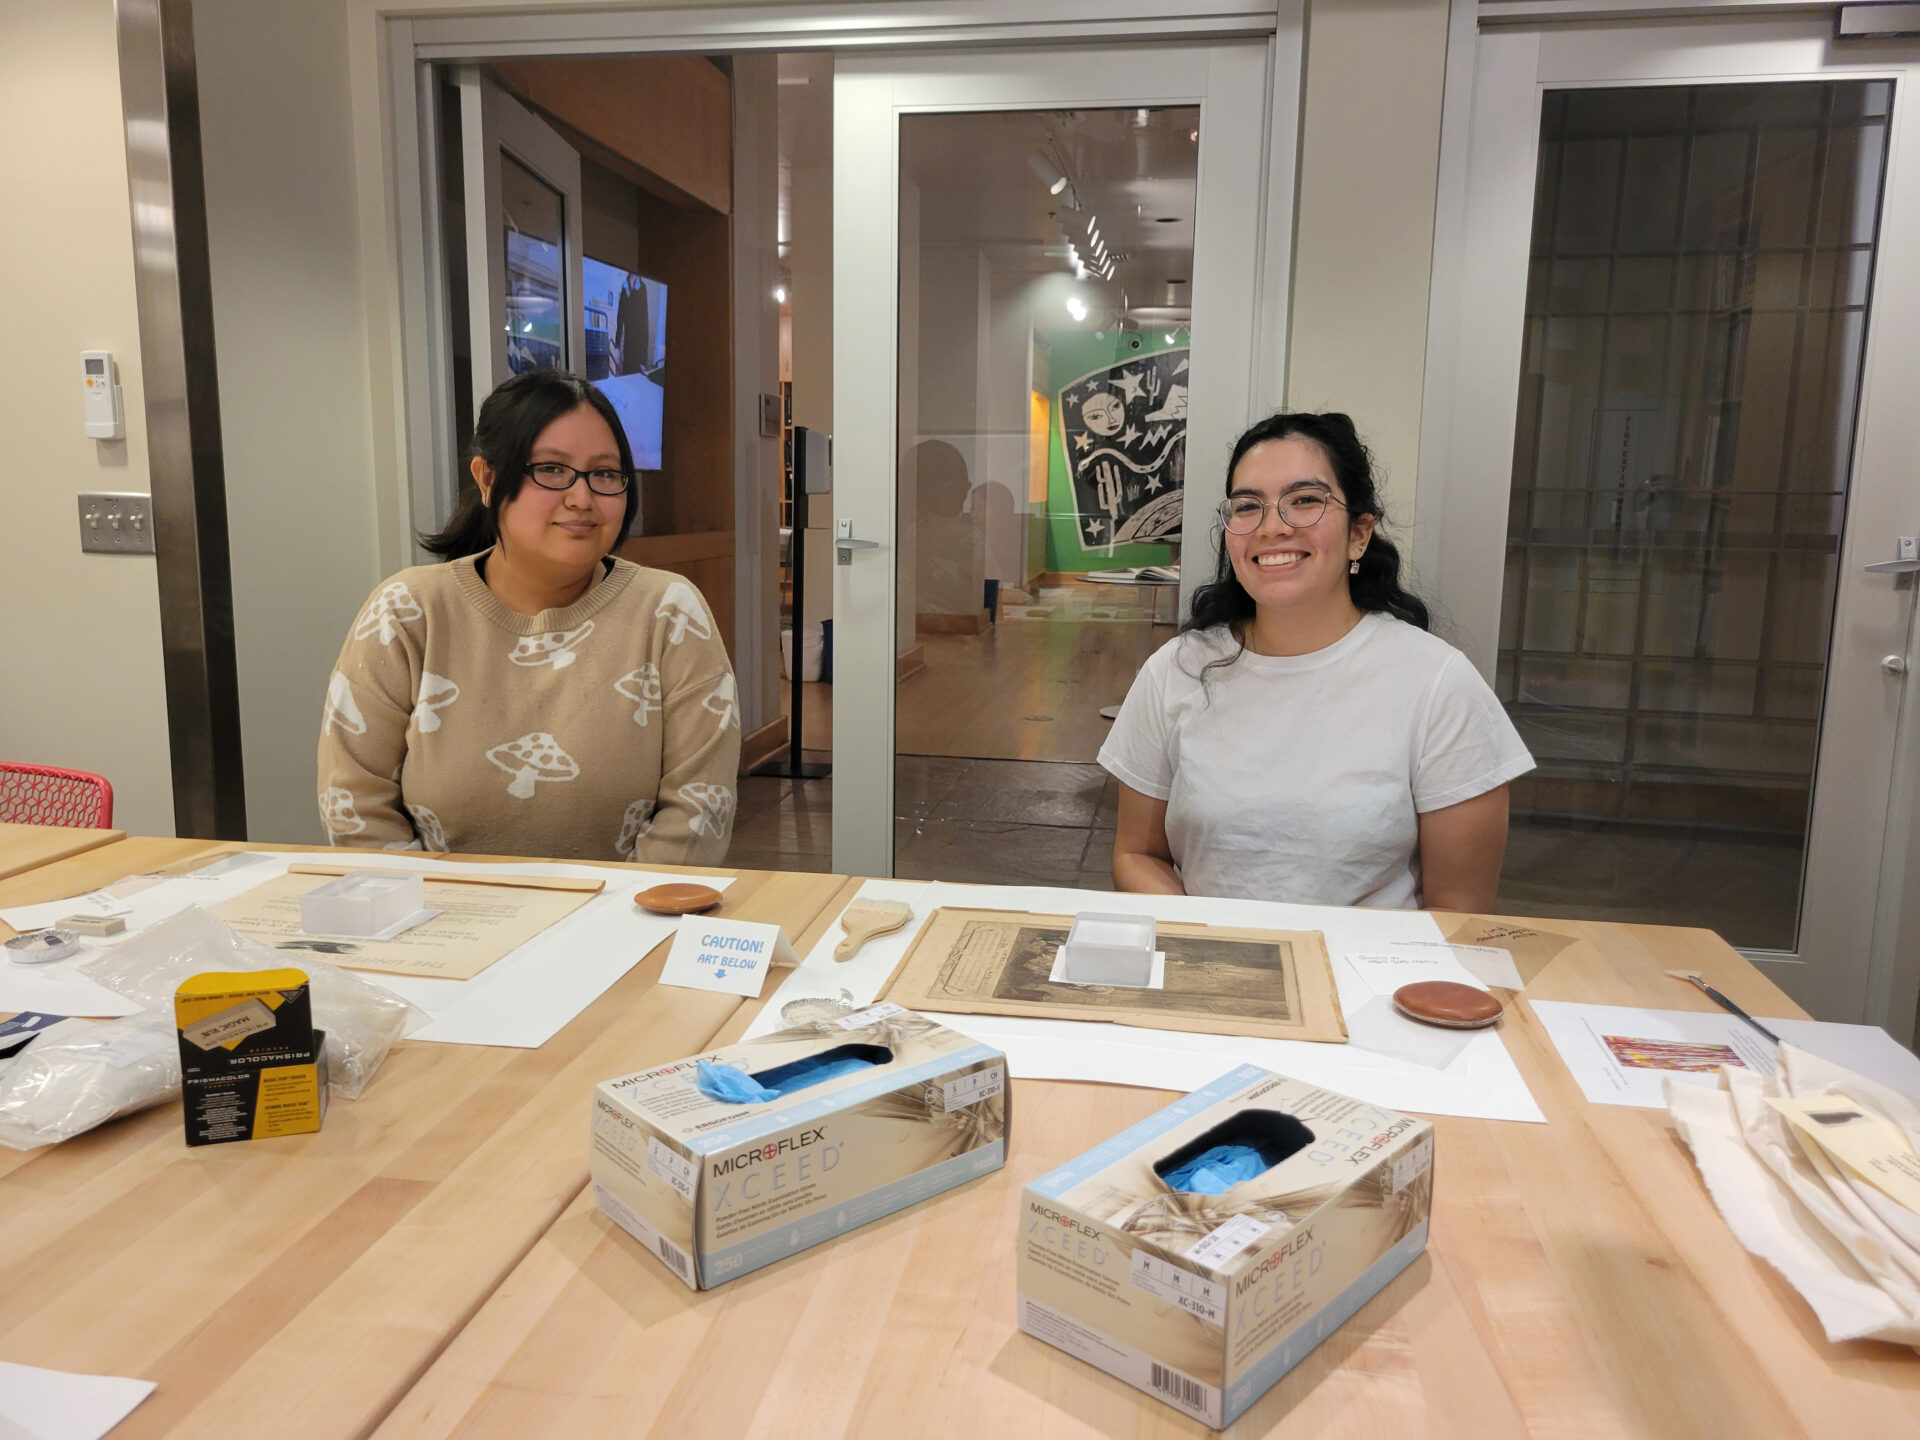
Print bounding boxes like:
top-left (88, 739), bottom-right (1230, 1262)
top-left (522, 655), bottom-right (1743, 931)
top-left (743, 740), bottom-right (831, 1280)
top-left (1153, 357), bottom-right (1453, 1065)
top-left (1349, 558), bottom-right (1360, 575)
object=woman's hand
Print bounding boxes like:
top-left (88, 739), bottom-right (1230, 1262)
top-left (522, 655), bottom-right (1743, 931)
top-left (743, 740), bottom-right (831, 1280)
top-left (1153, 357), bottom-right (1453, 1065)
top-left (1112, 783), bottom-right (1186, 895)
top-left (1416, 785), bottom-right (1511, 913)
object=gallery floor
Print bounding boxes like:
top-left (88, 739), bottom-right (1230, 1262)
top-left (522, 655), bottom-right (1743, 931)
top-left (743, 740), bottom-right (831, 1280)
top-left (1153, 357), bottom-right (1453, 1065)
top-left (735, 581), bottom-right (1159, 887)
top-left (737, 583), bottom-right (1808, 951)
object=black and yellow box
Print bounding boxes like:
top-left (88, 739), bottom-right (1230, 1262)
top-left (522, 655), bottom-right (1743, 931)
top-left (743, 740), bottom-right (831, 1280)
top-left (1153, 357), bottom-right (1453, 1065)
top-left (174, 969), bottom-right (328, 1145)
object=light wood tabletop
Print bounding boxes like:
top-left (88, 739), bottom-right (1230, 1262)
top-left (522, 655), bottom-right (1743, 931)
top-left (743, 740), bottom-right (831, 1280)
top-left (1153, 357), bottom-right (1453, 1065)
top-left (0, 821), bottom-right (126, 881)
top-left (374, 905), bottom-right (1920, 1439)
top-left (0, 840), bottom-right (849, 1440)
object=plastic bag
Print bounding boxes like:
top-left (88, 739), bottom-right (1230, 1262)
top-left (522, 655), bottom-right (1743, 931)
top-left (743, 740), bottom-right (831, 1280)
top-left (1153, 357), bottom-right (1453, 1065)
top-left (78, 905), bottom-right (424, 1100)
top-left (0, 1012), bottom-right (180, 1150)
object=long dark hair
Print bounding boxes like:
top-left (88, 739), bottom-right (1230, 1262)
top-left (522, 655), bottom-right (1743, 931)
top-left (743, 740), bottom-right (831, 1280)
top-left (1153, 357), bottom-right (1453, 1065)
top-left (420, 370), bottom-right (640, 559)
top-left (1185, 412), bottom-right (1429, 655)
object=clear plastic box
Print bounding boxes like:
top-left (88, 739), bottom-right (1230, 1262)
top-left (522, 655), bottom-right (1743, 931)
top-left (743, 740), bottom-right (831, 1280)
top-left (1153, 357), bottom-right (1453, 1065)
top-left (1058, 912), bottom-right (1156, 986)
top-left (300, 871), bottom-right (425, 937)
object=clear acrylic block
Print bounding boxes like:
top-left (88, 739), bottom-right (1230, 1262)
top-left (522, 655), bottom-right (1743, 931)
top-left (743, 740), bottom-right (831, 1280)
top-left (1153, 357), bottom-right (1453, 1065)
top-left (1058, 912), bottom-right (1156, 986)
top-left (300, 870), bottom-right (424, 937)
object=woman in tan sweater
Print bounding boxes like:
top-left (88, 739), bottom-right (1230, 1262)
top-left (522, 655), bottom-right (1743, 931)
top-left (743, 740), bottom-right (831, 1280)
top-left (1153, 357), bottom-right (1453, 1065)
top-left (317, 370), bottom-right (741, 863)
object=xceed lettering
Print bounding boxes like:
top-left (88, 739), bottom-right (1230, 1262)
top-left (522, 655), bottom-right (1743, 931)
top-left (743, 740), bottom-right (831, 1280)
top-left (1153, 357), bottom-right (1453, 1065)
top-left (1025, 1204), bottom-right (1109, 1266)
top-left (1232, 1225), bottom-right (1325, 1320)
top-left (1232, 1225), bottom-right (1316, 1298)
top-left (595, 1097), bottom-right (636, 1129)
top-left (709, 1129), bottom-right (839, 1210)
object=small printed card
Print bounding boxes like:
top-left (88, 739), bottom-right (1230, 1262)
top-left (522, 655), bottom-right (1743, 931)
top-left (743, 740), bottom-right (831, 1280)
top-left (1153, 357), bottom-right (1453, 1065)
top-left (658, 917), bottom-right (800, 998)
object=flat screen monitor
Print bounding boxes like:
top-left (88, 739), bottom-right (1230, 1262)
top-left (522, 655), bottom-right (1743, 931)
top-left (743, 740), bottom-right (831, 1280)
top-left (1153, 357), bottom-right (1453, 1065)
top-left (583, 256), bottom-right (667, 471)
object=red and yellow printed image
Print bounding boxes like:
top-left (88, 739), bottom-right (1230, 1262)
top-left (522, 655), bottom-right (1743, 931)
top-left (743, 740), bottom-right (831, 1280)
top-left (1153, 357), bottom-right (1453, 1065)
top-left (1603, 1035), bottom-right (1747, 1073)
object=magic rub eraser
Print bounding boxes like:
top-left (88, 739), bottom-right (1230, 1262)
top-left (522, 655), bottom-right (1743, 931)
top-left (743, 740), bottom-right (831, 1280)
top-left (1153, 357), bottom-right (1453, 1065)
top-left (174, 969), bottom-right (327, 1145)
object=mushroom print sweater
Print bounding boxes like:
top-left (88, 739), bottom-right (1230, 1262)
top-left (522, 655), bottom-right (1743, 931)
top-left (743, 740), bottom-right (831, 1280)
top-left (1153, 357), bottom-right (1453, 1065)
top-left (317, 552), bottom-right (741, 864)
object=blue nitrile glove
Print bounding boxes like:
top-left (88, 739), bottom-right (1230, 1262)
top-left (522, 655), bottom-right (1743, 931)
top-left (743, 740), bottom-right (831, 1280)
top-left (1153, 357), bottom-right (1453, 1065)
top-left (695, 1059), bottom-right (777, 1103)
top-left (695, 1053), bottom-right (882, 1105)
top-left (1163, 1145), bottom-right (1271, 1195)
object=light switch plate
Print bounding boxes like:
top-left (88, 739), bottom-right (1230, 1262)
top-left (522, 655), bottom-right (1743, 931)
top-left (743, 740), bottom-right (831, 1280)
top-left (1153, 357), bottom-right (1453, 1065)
top-left (759, 392), bottom-right (782, 437)
top-left (78, 492), bottom-right (156, 555)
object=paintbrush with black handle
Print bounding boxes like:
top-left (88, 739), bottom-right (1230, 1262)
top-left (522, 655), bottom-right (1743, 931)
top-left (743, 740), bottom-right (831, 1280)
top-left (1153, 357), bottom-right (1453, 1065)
top-left (1664, 969), bottom-right (1781, 1044)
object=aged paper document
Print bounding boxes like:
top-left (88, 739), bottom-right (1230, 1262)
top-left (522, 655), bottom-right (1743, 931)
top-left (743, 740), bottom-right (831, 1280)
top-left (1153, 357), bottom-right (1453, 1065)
top-left (213, 870), bottom-right (600, 981)
top-left (880, 908), bottom-right (1347, 1043)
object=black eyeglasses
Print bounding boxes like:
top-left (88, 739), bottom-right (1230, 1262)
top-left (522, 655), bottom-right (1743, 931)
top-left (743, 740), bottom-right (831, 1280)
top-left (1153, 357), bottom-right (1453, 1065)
top-left (1218, 489), bottom-right (1345, 535)
top-left (525, 462), bottom-right (632, 496)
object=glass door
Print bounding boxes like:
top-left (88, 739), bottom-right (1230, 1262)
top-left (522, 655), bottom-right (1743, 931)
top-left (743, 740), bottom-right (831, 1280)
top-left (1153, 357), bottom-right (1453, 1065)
top-left (456, 67), bottom-right (585, 414)
top-left (831, 42), bottom-right (1279, 879)
top-left (1432, 17), bottom-right (1920, 1028)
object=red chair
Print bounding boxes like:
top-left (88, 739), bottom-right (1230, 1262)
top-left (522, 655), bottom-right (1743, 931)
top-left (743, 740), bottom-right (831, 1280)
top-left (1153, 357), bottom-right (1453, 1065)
top-left (0, 764), bottom-right (115, 828)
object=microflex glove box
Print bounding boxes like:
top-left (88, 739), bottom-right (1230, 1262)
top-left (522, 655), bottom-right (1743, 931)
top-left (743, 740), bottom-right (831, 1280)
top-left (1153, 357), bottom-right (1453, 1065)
top-left (590, 1005), bottom-right (1009, 1289)
top-left (1017, 1065), bottom-right (1433, 1428)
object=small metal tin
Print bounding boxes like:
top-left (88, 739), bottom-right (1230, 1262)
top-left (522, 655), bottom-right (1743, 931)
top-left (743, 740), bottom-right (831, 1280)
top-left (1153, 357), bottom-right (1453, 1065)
top-left (5, 928), bottom-right (83, 965)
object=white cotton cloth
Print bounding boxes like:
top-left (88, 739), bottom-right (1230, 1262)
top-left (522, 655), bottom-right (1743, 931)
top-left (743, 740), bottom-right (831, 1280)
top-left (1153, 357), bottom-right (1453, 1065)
top-left (1099, 614), bottom-right (1534, 907)
top-left (1667, 1042), bottom-right (1920, 1348)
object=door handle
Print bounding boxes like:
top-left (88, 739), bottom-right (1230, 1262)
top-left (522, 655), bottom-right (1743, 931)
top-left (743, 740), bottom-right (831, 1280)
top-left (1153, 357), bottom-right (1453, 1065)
top-left (835, 519), bottom-right (879, 565)
top-left (1865, 536), bottom-right (1919, 574)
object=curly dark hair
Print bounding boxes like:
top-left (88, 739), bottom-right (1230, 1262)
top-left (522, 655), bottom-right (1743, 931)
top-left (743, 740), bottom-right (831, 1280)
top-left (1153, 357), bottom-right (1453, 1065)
top-left (1184, 412), bottom-right (1429, 664)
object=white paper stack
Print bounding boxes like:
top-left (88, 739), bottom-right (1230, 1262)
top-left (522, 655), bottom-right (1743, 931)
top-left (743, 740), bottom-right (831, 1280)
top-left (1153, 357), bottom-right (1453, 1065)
top-left (1668, 1043), bottom-right (1920, 1349)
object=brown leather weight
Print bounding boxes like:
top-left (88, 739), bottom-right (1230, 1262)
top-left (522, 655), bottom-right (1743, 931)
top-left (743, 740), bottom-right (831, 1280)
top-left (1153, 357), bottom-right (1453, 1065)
top-left (634, 882), bottom-right (723, 915)
top-left (1392, 980), bottom-right (1504, 1029)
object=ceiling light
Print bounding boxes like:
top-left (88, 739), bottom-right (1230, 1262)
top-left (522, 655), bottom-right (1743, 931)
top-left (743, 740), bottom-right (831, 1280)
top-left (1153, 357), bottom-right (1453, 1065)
top-left (1066, 296), bottom-right (1088, 321)
top-left (772, 284), bottom-right (788, 304)
top-left (1027, 150), bottom-right (1069, 196)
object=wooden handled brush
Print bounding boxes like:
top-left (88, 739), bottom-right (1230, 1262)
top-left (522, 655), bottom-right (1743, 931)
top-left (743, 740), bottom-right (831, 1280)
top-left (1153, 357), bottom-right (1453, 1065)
top-left (834, 900), bottom-right (913, 961)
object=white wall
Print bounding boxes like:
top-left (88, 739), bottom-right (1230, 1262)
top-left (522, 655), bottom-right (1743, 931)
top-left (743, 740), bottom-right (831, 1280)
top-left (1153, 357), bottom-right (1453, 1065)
top-left (0, 0), bottom-right (175, 835)
top-left (196, 0), bottom-right (382, 843)
top-left (1286, 0), bottom-right (1451, 522)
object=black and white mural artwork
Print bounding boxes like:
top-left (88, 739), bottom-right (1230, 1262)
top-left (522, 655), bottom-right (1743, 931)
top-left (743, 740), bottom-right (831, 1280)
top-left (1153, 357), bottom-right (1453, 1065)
top-left (1057, 346), bottom-right (1189, 549)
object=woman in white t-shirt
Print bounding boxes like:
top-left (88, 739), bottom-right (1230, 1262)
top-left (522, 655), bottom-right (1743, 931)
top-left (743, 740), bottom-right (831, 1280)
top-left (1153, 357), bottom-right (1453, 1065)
top-left (1101, 412), bottom-right (1533, 909)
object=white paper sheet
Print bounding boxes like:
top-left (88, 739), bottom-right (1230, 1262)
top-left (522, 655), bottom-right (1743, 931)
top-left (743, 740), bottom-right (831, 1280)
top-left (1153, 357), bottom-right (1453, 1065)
top-left (1530, 1000), bottom-right (1920, 1109)
top-left (748, 879), bottom-right (1545, 1121)
top-left (0, 1361), bottom-right (154, 1440)
top-left (744, 879), bottom-right (934, 1038)
top-left (1374, 940), bottom-right (1525, 991)
top-left (3, 852), bottom-right (731, 1049)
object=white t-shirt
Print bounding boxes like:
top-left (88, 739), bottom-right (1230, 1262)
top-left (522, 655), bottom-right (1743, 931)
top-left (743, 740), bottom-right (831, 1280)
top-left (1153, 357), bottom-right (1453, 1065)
top-left (1099, 614), bottom-right (1534, 908)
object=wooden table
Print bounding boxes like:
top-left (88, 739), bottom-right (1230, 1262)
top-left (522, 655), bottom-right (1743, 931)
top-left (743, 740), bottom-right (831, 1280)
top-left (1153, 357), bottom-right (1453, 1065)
top-left (0, 840), bottom-right (849, 1440)
top-left (374, 910), bottom-right (1920, 1438)
top-left (4, 847), bottom-right (1915, 1437)
top-left (0, 822), bottom-right (125, 880)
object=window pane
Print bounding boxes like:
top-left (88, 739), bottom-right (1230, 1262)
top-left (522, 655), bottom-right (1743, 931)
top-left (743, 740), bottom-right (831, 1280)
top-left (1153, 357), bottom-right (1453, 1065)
top-left (1497, 81), bottom-right (1890, 949)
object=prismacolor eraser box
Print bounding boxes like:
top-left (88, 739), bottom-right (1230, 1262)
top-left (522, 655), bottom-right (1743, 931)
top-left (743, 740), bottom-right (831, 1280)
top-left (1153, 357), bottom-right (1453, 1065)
top-left (590, 1004), bottom-right (1008, 1289)
top-left (174, 968), bottom-right (328, 1146)
top-left (1017, 1065), bottom-right (1432, 1428)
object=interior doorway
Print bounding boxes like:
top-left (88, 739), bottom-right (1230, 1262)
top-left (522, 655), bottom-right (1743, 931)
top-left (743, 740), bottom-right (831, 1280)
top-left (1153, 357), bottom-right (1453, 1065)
top-left (407, 30), bottom-right (1295, 890)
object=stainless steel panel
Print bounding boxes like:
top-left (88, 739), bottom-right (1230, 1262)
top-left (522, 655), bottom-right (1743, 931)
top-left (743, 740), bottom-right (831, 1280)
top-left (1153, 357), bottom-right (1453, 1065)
top-left (115, 0), bottom-right (247, 838)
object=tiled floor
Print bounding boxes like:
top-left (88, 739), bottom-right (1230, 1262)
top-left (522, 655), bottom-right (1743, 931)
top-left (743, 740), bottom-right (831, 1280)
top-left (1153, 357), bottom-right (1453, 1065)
top-left (743, 584), bottom-right (1160, 887)
top-left (730, 755), bottom-right (1120, 892)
